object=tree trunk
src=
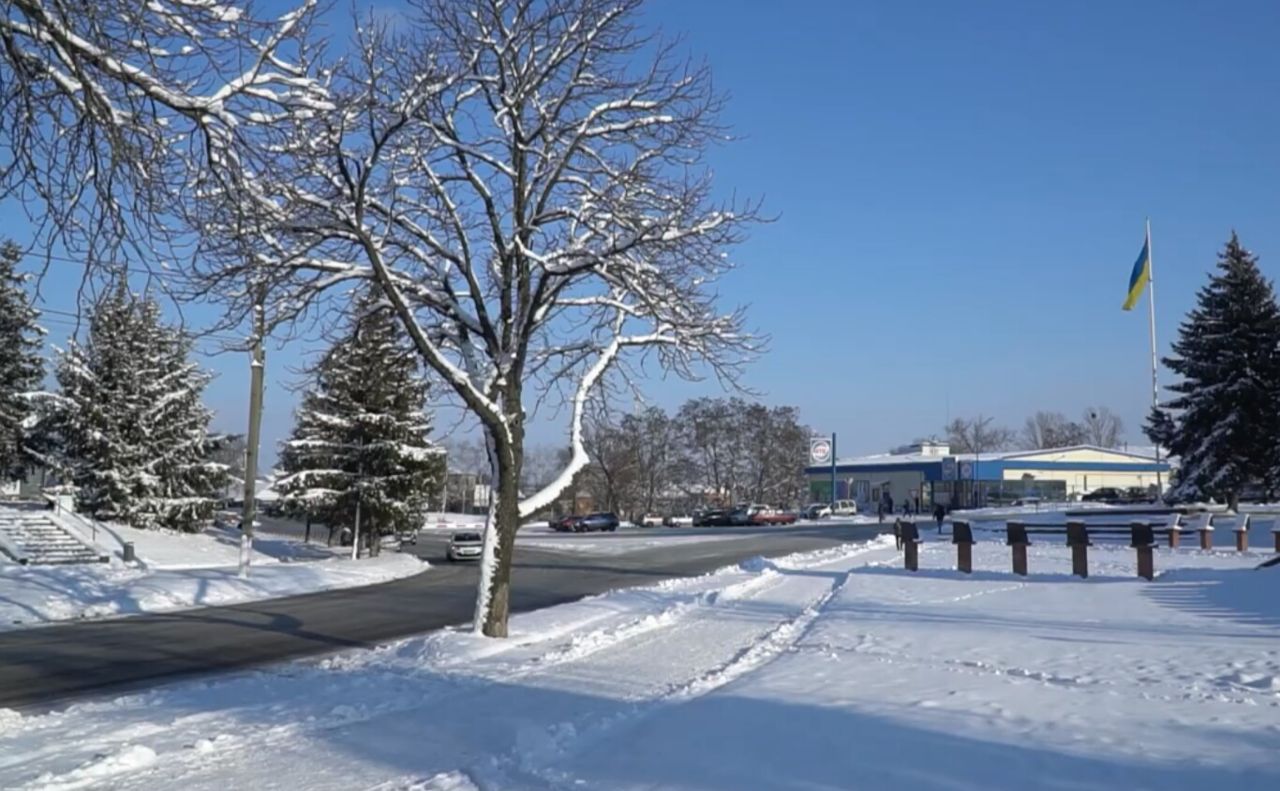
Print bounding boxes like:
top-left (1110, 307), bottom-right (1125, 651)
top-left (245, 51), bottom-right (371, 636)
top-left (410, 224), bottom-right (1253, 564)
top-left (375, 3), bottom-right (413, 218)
top-left (1228, 490), bottom-right (1240, 513)
top-left (479, 402), bottom-right (525, 638)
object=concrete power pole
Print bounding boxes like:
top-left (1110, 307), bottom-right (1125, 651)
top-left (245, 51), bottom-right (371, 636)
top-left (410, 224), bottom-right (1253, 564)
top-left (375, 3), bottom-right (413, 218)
top-left (238, 292), bottom-right (266, 579)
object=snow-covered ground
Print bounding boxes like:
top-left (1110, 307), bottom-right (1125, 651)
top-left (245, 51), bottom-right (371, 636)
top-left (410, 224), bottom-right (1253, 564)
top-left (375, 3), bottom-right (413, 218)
top-left (0, 515), bottom-right (426, 631)
top-left (4, 534), bottom-right (1276, 790)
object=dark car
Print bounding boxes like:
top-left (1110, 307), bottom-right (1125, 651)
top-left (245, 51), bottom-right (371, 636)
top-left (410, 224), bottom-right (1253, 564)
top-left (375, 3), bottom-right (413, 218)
top-left (575, 512), bottom-right (619, 532)
top-left (1081, 487), bottom-right (1123, 503)
top-left (694, 508), bottom-right (735, 527)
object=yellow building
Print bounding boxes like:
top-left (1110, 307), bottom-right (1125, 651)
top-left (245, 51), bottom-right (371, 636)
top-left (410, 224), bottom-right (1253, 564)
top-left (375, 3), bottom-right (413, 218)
top-left (805, 442), bottom-right (1171, 509)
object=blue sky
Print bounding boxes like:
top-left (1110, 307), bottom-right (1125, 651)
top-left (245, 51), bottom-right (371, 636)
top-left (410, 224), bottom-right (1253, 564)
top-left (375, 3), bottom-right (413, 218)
top-left (4, 0), bottom-right (1279, 465)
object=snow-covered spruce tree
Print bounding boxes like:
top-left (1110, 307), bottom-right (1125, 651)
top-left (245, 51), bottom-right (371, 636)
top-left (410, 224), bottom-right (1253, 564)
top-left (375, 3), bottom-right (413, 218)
top-left (0, 241), bottom-right (44, 483)
top-left (55, 287), bottom-right (226, 530)
top-left (277, 295), bottom-right (443, 555)
top-left (1162, 233), bottom-right (1280, 510)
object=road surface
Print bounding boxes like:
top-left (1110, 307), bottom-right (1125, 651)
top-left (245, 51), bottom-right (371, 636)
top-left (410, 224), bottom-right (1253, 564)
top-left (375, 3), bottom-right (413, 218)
top-left (0, 523), bottom-right (889, 709)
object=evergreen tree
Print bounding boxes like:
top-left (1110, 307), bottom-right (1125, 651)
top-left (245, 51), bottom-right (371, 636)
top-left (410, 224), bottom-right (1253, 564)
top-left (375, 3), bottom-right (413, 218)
top-left (1162, 233), bottom-right (1280, 509)
top-left (278, 295), bottom-right (443, 554)
top-left (0, 241), bottom-right (44, 482)
top-left (54, 286), bottom-right (226, 530)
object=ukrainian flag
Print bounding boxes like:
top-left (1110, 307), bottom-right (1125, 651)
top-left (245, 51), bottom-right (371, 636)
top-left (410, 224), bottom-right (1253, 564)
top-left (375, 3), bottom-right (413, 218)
top-left (1122, 236), bottom-right (1151, 311)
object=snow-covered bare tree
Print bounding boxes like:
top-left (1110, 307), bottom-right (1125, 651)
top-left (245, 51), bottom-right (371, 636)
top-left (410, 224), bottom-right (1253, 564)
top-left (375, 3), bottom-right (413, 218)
top-left (277, 292), bottom-right (444, 555)
top-left (193, 0), bottom-right (760, 635)
top-left (52, 285), bottom-right (226, 530)
top-left (0, 0), bottom-right (327, 264)
top-left (0, 240), bottom-right (44, 482)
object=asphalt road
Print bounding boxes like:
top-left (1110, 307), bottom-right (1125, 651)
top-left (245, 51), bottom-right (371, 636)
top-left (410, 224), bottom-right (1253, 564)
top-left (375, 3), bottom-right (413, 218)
top-left (0, 523), bottom-right (889, 710)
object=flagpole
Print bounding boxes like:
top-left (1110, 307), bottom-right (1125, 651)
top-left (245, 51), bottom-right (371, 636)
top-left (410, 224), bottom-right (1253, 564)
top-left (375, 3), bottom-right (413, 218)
top-left (1146, 218), bottom-right (1163, 495)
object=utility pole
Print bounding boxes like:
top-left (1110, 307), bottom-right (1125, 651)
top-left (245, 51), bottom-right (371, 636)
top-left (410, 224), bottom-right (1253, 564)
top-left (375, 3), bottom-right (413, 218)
top-left (239, 287), bottom-right (266, 579)
top-left (351, 438), bottom-right (364, 560)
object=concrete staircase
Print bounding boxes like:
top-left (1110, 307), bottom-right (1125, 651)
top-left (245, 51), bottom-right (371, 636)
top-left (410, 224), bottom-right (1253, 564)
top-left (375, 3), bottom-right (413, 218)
top-left (0, 509), bottom-right (109, 565)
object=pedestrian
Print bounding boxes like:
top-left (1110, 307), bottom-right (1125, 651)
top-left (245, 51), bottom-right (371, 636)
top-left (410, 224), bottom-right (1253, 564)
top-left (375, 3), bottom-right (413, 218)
top-left (934, 502), bottom-right (945, 531)
top-left (877, 501), bottom-right (884, 524)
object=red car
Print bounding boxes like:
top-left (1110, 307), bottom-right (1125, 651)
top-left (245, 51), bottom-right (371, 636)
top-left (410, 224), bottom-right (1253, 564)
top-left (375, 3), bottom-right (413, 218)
top-left (750, 507), bottom-right (797, 526)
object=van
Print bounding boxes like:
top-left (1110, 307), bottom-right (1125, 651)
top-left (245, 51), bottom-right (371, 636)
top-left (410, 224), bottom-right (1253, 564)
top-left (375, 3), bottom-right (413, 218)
top-left (832, 499), bottom-right (858, 516)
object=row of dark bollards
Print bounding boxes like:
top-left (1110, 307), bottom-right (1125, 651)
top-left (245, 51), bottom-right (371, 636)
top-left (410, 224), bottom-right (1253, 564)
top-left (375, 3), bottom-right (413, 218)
top-left (896, 516), bottom-right (1276, 580)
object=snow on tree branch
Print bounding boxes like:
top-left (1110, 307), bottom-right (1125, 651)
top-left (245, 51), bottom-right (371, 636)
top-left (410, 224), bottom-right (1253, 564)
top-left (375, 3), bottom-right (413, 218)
top-left (1, 0), bottom-right (328, 266)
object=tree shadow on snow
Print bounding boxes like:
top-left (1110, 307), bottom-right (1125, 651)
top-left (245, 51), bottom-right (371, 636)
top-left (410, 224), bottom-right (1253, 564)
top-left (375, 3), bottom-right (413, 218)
top-left (75, 667), bottom-right (1280, 791)
top-left (1142, 566), bottom-right (1280, 631)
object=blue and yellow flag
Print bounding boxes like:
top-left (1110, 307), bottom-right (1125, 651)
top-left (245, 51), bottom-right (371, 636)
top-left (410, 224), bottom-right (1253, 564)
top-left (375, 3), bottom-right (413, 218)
top-left (1122, 236), bottom-right (1151, 311)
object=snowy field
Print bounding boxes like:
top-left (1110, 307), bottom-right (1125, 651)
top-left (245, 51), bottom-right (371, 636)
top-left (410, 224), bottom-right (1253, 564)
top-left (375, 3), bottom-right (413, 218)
top-left (3, 535), bottom-right (1277, 790)
top-left (0, 516), bottom-right (426, 630)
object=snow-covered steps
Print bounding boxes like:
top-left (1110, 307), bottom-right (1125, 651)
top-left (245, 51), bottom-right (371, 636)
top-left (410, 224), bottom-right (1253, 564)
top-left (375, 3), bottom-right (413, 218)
top-left (0, 509), bottom-right (109, 565)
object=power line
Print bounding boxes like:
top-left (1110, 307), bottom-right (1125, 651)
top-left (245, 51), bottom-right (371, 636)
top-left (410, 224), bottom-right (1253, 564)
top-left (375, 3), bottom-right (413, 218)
top-left (36, 307), bottom-right (247, 345)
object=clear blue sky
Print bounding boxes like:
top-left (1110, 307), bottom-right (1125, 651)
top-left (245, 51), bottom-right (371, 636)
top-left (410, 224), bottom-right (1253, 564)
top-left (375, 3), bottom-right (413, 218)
top-left (4, 0), bottom-right (1279, 465)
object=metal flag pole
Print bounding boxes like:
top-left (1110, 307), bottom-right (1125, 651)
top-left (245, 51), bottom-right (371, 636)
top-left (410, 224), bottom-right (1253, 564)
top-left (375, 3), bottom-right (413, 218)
top-left (830, 433), bottom-right (837, 508)
top-left (1146, 218), bottom-right (1164, 495)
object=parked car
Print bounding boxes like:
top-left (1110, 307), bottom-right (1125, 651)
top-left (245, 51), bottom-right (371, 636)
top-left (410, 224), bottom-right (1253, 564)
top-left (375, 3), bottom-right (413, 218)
top-left (635, 513), bottom-right (663, 528)
top-left (1081, 487), bottom-right (1123, 503)
top-left (550, 514), bottom-right (581, 532)
top-left (447, 531), bottom-right (484, 562)
top-left (803, 503), bottom-right (832, 520)
top-left (831, 499), bottom-right (859, 516)
top-left (694, 508), bottom-right (734, 527)
top-left (575, 512), bottom-right (620, 532)
top-left (751, 506), bottom-right (797, 526)
top-left (663, 514), bottom-right (695, 527)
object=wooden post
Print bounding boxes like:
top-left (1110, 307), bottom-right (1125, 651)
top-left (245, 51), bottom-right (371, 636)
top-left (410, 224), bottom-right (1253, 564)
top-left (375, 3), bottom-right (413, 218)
top-left (1131, 521), bottom-right (1155, 581)
top-left (1272, 527), bottom-right (1280, 554)
top-left (1198, 522), bottom-right (1214, 550)
top-left (1066, 521), bottom-right (1090, 579)
top-left (1167, 514), bottom-right (1181, 549)
top-left (1007, 521), bottom-right (1029, 577)
top-left (953, 520), bottom-right (973, 574)
top-left (901, 521), bottom-right (920, 572)
top-left (1234, 514), bottom-right (1250, 552)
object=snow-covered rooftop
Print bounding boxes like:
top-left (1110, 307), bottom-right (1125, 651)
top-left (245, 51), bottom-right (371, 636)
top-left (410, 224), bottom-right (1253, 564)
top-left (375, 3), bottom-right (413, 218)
top-left (824, 444), bottom-right (1167, 468)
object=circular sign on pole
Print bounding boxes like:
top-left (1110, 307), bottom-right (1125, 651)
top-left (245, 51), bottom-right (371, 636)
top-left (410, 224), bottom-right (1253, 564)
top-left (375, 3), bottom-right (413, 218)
top-left (810, 438), bottom-right (832, 465)
top-left (959, 462), bottom-right (974, 480)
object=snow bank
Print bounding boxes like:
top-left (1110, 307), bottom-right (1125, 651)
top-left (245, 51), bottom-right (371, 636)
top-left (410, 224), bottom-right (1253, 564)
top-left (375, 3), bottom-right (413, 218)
top-left (0, 552), bottom-right (425, 630)
top-left (2, 534), bottom-right (1277, 790)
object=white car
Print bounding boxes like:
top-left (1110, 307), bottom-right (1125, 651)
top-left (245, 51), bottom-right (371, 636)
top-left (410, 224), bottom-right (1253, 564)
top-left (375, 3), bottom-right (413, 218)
top-left (636, 513), bottom-right (663, 527)
top-left (447, 531), bottom-right (484, 562)
top-left (663, 514), bottom-right (695, 528)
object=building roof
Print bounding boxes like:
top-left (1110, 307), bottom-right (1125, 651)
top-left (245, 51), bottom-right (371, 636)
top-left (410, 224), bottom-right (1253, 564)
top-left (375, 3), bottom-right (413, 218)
top-left (806, 444), bottom-right (1171, 480)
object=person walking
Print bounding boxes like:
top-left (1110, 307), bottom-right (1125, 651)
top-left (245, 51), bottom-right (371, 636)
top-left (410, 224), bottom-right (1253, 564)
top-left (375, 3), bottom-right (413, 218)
top-left (934, 502), bottom-right (946, 532)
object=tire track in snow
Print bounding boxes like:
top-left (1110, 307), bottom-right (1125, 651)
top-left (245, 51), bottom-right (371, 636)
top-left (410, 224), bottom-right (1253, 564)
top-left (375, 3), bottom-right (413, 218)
top-left (501, 542), bottom-right (900, 789)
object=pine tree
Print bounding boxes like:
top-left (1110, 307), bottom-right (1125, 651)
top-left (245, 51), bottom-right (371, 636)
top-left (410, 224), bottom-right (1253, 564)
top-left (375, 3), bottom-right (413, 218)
top-left (0, 241), bottom-right (44, 483)
top-left (278, 294), bottom-right (443, 554)
top-left (54, 286), bottom-right (226, 530)
top-left (1162, 233), bottom-right (1280, 509)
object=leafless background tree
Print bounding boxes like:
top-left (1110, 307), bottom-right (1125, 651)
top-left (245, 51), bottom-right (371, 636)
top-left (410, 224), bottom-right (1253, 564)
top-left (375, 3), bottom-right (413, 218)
top-left (1081, 406), bottom-right (1125, 448)
top-left (944, 415), bottom-right (1015, 455)
top-left (575, 398), bottom-right (809, 518)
